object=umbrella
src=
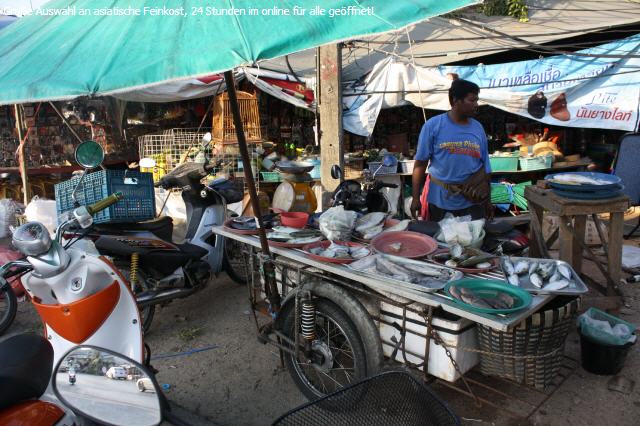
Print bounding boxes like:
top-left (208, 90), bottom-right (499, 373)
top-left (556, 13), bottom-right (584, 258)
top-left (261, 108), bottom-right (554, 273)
top-left (0, 0), bottom-right (479, 312)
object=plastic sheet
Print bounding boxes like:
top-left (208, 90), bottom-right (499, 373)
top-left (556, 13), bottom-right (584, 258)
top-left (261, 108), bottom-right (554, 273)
top-left (318, 206), bottom-right (357, 241)
top-left (578, 308), bottom-right (637, 346)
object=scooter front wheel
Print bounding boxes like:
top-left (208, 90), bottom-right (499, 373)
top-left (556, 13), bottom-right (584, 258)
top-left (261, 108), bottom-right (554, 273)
top-left (0, 282), bottom-right (17, 336)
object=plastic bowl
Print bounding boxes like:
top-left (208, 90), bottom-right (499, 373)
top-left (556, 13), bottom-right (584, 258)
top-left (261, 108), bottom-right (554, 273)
top-left (280, 212), bottom-right (309, 228)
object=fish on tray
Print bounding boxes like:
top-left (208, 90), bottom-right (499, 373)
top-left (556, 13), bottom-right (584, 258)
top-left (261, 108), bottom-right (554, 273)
top-left (449, 285), bottom-right (515, 310)
top-left (350, 254), bottom-right (454, 285)
top-left (433, 245), bottom-right (495, 270)
top-left (548, 173), bottom-right (610, 186)
top-left (504, 257), bottom-right (576, 292)
top-left (308, 242), bottom-right (370, 259)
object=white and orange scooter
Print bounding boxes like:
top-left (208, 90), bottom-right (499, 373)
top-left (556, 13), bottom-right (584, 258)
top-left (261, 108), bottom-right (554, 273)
top-left (0, 192), bottom-right (144, 369)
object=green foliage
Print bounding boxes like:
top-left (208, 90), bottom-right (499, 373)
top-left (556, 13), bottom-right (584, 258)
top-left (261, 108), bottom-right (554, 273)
top-left (482, 0), bottom-right (529, 22)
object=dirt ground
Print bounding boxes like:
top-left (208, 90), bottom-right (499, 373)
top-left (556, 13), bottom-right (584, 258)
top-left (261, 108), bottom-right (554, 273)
top-left (3, 240), bottom-right (640, 425)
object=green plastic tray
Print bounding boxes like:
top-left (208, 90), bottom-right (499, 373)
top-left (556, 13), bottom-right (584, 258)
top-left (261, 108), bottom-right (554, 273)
top-left (444, 279), bottom-right (532, 315)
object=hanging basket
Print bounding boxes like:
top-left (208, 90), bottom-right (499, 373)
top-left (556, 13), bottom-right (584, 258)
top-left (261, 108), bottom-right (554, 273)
top-left (212, 91), bottom-right (262, 144)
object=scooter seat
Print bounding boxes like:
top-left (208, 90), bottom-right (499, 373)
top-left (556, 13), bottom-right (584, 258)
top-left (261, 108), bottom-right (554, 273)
top-left (140, 243), bottom-right (208, 276)
top-left (0, 333), bottom-right (53, 410)
top-left (93, 216), bottom-right (174, 241)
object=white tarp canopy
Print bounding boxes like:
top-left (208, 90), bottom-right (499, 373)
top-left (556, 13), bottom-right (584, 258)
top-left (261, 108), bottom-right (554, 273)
top-left (343, 34), bottom-right (640, 135)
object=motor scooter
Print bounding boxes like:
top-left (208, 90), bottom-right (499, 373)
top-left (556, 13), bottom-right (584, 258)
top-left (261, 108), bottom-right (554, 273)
top-left (330, 153), bottom-right (399, 213)
top-left (62, 139), bottom-right (246, 332)
top-left (68, 369), bottom-right (76, 385)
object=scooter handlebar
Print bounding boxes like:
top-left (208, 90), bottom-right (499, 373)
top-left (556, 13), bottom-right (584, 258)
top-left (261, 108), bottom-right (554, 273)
top-left (87, 192), bottom-right (123, 215)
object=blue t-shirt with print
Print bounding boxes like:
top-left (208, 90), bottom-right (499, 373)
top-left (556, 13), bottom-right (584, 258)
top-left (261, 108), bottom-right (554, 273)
top-left (414, 113), bottom-right (491, 210)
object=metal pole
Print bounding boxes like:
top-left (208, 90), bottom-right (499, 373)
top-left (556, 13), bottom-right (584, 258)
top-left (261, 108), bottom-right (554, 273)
top-left (223, 71), bottom-right (280, 312)
top-left (14, 105), bottom-right (28, 205)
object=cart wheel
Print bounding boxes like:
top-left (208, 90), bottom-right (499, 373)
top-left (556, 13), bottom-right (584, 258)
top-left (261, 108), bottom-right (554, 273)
top-left (223, 237), bottom-right (249, 285)
top-left (0, 283), bottom-right (17, 336)
top-left (282, 298), bottom-right (368, 400)
top-left (116, 262), bottom-right (155, 334)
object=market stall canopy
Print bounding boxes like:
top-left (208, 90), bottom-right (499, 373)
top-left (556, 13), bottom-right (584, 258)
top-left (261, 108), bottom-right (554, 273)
top-left (260, 0), bottom-right (640, 82)
top-left (0, 0), bottom-right (479, 106)
top-left (344, 33), bottom-right (640, 135)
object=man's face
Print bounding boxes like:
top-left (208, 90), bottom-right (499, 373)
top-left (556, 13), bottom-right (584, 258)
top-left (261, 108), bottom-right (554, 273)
top-left (455, 92), bottom-right (479, 117)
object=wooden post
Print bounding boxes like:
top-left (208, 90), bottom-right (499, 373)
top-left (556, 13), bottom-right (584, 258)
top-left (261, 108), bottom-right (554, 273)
top-left (608, 212), bottom-right (624, 295)
top-left (318, 44), bottom-right (343, 209)
top-left (14, 105), bottom-right (28, 205)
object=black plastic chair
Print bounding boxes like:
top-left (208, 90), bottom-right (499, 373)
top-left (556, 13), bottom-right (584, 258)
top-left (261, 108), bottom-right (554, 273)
top-left (272, 370), bottom-right (460, 426)
top-left (612, 133), bottom-right (640, 238)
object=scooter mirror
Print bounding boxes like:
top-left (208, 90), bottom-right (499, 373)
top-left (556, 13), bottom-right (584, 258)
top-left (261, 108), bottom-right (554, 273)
top-left (139, 158), bottom-right (157, 168)
top-left (202, 132), bottom-right (212, 147)
top-left (331, 165), bottom-right (343, 180)
top-left (381, 153), bottom-right (397, 168)
top-left (53, 346), bottom-right (162, 426)
top-left (74, 141), bottom-right (104, 169)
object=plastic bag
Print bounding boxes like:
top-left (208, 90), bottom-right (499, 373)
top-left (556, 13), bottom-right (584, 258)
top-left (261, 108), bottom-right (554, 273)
top-left (319, 206), bottom-right (357, 241)
top-left (435, 214), bottom-right (485, 247)
top-left (578, 308), bottom-right (637, 346)
top-left (0, 199), bottom-right (18, 238)
top-left (24, 197), bottom-right (57, 235)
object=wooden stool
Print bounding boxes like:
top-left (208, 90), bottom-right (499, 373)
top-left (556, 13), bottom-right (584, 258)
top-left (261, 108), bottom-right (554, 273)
top-left (525, 186), bottom-right (628, 304)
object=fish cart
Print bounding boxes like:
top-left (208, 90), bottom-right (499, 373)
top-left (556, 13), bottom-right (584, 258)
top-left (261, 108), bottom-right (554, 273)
top-left (214, 225), bottom-right (582, 414)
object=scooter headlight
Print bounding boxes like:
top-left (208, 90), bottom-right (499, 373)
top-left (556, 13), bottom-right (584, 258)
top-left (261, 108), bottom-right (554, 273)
top-left (11, 222), bottom-right (52, 256)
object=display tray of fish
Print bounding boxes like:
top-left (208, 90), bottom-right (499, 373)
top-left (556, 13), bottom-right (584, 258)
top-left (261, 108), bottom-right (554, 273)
top-left (500, 256), bottom-right (588, 295)
top-left (302, 240), bottom-right (371, 264)
top-left (545, 172), bottom-right (621, 190)
top-left (444, 279), bottom-right (532, 315)
top-left (428, 245), bottom-right (498, 273)
top-left (267, 227), bottom-right (324, 247)
top-left (348, 254), bottom-right (463, 292)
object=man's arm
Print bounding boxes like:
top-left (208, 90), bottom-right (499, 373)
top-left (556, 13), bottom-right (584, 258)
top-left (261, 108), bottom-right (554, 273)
top-left (410, 160), bottom-right (429, 219)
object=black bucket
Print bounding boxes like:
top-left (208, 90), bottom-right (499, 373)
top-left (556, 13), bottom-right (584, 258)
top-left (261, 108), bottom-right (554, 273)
top-left (579, 330), bottom-right (635, 375)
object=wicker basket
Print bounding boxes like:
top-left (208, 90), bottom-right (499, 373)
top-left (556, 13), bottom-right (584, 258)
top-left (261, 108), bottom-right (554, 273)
top-left (212, 91), bottom-right (262, 144)
top-left (476, 296), bottom-right (580, 389)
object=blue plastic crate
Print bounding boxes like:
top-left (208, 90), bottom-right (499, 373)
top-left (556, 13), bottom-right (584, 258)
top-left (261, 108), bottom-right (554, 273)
top-left (55, 170), bottom-right (156, 224)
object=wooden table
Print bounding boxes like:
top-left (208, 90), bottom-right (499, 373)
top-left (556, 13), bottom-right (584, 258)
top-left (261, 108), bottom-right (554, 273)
top-left (525, 186), bottom-right (629, 298)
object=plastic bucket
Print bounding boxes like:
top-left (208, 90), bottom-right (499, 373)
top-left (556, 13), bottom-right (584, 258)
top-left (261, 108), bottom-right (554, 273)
top-left (579, 330), bottom-right (635, 375)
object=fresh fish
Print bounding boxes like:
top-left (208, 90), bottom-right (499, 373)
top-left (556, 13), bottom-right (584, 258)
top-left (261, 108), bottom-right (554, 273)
top-left (416, 278), bottom-right (445, 289)
top-left (388, 242), bottom-right (403, 253)
top-left (450, 244), bottom-right (464, 260)
top-left (507, 274), bottom-right (520, 286)
top-left (503, 258), bottom-right (515, 275)
top-left (549, 173), bottom-right (609, 186)
top-left (290, 236), bottom-right (323, 244)
top-left (528, 262), bottom-right (539, 275)
top-left (433, 252), bottom-right (451, 262)
top-left (355, 212), bottom-right (387, 233)
top-left (349, 246), bottom-right (370, 259)
top-left (459, 288), bottom-right (494, 309)
top-left (514, 260), bottom-right (529, 275)
top-left (449, 285), bottom-right (462, 300)
top-left (362, 224), bottom-right (384, 240)
top-left (497, 292), bottom-right (515, 309)
top-left (544, 279), bottom-right (570, 291)
top-left (445, 260), bottom-right (458, 268)
top-left (549, 271), bottom-right (563, 283)
top-left (401, 262), bottom-right (444, 277)
top-left (476, 262), bottom-right (493, 269)
top-left (349, 255), bottom-right (378, 271)
top-left (385, 219), bottom-right (410, 232)
top-left (538, 262), bottom-right (556, 279)
top-left (376, 257), bottom-right (413, 281)
top-left (558, 264), bottom-right (572, 280)
top-left (530, 272), bottom-right (543, 288)
top-left (459, 254), bottom-right (495, 268)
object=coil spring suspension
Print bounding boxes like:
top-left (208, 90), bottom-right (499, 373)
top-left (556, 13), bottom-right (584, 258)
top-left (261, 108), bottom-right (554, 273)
top-left (129, 252), bottom-right (139, 289)
top-left (300, 298), bottom-right (317, 341)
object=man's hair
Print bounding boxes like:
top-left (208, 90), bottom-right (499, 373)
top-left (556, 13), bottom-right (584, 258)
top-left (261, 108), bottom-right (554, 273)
top-left (449, 79), bottom-right (480, 105)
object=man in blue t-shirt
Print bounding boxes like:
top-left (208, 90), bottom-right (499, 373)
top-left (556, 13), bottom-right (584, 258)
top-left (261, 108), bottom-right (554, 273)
top-left (410, 79), bottom-right (492, 222)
